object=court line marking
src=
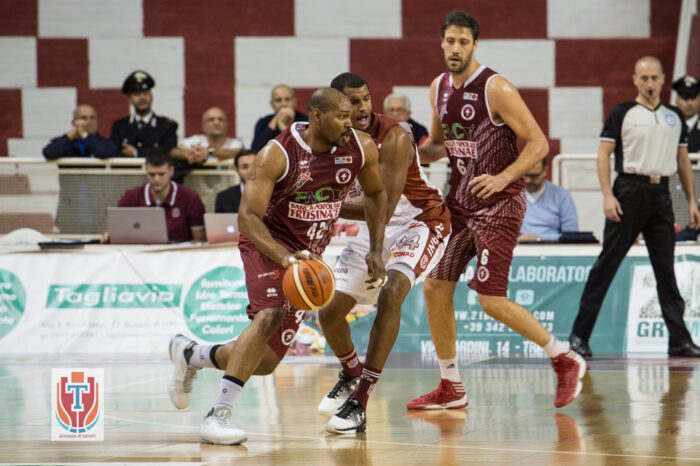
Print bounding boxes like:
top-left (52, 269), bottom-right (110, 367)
top-left (104, 415), bottom-right (700, 462)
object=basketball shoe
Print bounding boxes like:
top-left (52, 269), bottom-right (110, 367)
top-left (405, 379), bottom-right (468, 410)
top-left (317, 371), bottom-right (360, 416)
top-left (551, 350), bottom-right (587, 408)
top-left (168, 334), bottom-right (200, 410)
top-left (200, 405), bottom-right (248, 445)
top-left (326, 398), bottom-right (366, 434)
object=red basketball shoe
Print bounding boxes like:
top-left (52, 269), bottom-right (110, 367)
top-left (406, 379), bottom-right (468, 410)
top-left (551, 350), bottom-right (587, 408)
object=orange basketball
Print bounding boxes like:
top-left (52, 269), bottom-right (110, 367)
top-left (282, 257), bottom-right (335, 311)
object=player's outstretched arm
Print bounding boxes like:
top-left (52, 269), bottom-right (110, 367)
top-left (469, 75), bottom-right (549, 199)
top-left (356, 132), bottom-right (388, 284)
top-left (418, 76), bottom-right (448, 163)
top-left (238, 142), bottom-right (293, 266)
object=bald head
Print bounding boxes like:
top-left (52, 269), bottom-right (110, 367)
top-left (308, 87), bottom-right (350, 114)
top-left (634, 56), bottom-right (664, 75)
top-left (270, 84), bottom-right (296, 112)
top-left (72, 105), bottom-right (98, 134)
top-left (633, 56), bottom-right (665, 105)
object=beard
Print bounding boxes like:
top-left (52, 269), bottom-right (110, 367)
top-left (447, 51), bottom-right (473, 74)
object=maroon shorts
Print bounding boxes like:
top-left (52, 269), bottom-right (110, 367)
top-left (239, 243), bottom-right (305, 359)
top-left (428, 195), bottom-right (525, 296)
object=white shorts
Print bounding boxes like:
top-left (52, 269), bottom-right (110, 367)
top-left (333, 218), bottom-right (449, 304)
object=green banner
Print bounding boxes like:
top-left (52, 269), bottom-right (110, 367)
top-left (46, 284), bottom-right (181, 309)
top-left (341, 254), bottom-right (653, 355)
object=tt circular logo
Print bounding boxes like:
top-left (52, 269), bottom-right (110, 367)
top-left (461, 104), bottom-right (475, 121)
top-left (336, 168), bottom-right (352, 184)
top-left (281, 329), bottom-right (296, 346)
top-left (477, 266), bottom-right (490, 282)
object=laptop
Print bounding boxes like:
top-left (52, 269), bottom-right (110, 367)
top-left (107, 207), bottom-right (169, 244)
top-left (204, 213), bottom-right (239, 244)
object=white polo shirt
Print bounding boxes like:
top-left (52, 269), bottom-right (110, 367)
top-left (600, 101), bottom-right (688, 176)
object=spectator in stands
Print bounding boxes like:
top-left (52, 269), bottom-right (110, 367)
top-left (214, 150), bottom-right (256, 213)
top-left (250, 84), bottom-right (306, 152)
top-left (519, 159), bottom-right (578, 242)
top-left (172, 107), bottom-right (244, 166)
top-left (104, 149), bottom-right (205, 243)
top-left (672, 74), bottom-right (700, 153)
top-left (111, 70), bottom-right (179, 164)
top-left (43, 105), bottom-right (119, 159)
top-left (383, 93), bottom-right (429, 146)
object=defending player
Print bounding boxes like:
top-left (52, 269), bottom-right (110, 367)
top-left (406, 10), bottom-right (586, 411)
top-left (319, 73), bottom-right (452, 434)
top-left (167, 88), bottom-right (388, 445)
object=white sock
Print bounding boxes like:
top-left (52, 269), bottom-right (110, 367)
top-left (189, 344), bottom-right (218, 369)
top-left (438, 357), bottom-right (462, 383)
top-left (214, 377), bottom-right (244, 407)
top-left (542, 336), bottom-right (568, 358)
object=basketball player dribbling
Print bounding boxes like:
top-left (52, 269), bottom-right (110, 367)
top-left (167, 88), bottom-right (389, 445)
top-left (406, 10), bottom-right (586, 411)
top-left (317, 73), bottom-right (452, 434)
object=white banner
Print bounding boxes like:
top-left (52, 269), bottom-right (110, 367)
top-left (626, 260), bottom-right (700, 352)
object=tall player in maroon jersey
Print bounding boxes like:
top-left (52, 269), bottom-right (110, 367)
top-left (167, 88), bottom-right (388, 445)
top-left (317, 73), bottom-right (451, 434)
top-left (406, 10), bottom-right (586, 411)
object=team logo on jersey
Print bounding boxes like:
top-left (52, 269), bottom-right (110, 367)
top-left (296, 171), bottom-right (313, 188)
top-left (420, 255), bottom-right (429, 269)
top-left (335, 156), bottom-right (353, 164)
top-left (461, 104), bottom-right (476, 121)
top-left (477, 266), bottom-right (490, 282)
top-left (335, 168), bottom-right (352, 184)
top-left (266, 288), bottom-right (278, 297)
top-left (463, 92), bottom-right (478, 101)
top-left (281, 329), bottom-right (296, 346)
top-left (171, 207), bottom-right (181, 218)
top-left (664, 114), bottom-right (677, 127)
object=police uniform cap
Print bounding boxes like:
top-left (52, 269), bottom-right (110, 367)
top-left (672, 74), bottom-right (700, 99)
top-left (122, 70), bottom-right (155, 95)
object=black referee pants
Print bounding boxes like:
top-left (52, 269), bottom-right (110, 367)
top-left (571, 176), bottom-right (692, 347)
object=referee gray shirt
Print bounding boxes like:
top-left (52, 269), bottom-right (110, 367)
top-left (601, 102), bottom-right (688, 176)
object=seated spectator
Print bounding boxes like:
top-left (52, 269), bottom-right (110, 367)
top-left (105, 150), bottom-right (205, 243)
top-left (110, 70), bottom-right (180, 170)
top-left (172, 107), bottom-right (244, 166)
top-left (215, 150), bottom-right (256, 213)
top-left (519, 159), bottom-right (578, 242)
top-left (43, 105), bottom-right (119, 159)
top-left (251, 84), bottom-right (306, 152)
top-left (383, 93), bottom-right (429, 146)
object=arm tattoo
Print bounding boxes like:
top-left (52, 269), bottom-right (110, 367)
top-left (248, 153), bottom-right (265, 181)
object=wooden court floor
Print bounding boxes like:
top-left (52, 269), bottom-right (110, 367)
top-left (1, 354), bottom-right (700, 465)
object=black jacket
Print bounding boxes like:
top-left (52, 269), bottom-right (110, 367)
top-left (215, 184), bottom-right (242, 213)
top-left (43, 133), bottom-right (119, 160)
top-left (110, 114), bottom-right (178, 155)
top-left (251, 111), bottom-right (307, 152)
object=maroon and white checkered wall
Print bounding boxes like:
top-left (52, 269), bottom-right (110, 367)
top-left (0, 0), bottom-right (681, 158)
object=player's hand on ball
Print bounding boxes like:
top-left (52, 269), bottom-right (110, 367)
top-left (364, 251), bottom-right (387, 289)
top-left (282, 250), bottom-right (311, 268)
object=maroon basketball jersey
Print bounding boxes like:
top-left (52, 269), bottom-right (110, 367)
top-left (357, 113), bottom-right (445, 223)
top-left (240, 122), bottom-right (364, 255)
top-left (436, 66), bottom-right (524, 215)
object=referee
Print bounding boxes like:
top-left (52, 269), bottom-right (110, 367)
top-left (569, 56), bottom-right (700, 359)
